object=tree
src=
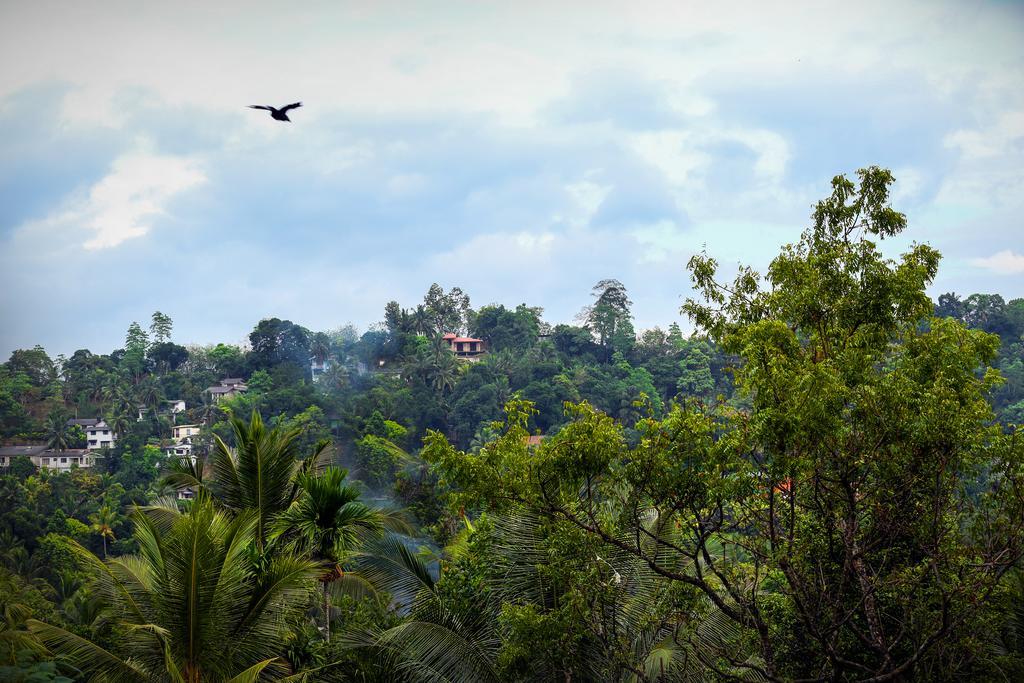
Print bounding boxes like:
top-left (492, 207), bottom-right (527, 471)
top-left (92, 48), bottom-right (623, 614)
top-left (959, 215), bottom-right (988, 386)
top-left (5, 347), bottom-right (56, 388)
top-left (273, 466), bottom-right (407, 642)
top-left (121, 322), bottom-right (149, 379)
top-left (149, 311), bottom-right (173, 344)
top-left (88, 505), bottom-right (117, 558)
top-left (248, 318), bottom-right (311, 371)
top-left (148, 342), bottom-right (188, 373)
top-left (29, 498), bottom-right (319, 681)
top-left (422, 284), bottom-right (471, 336)
top-left (582, 279), bottom-right (633, 354)
top-left (208, 410), bottom-right (317, 550)
top-left (425, 168), bottom-right (1024, 680)
top-left (44, 411), bottom-right (69, 452)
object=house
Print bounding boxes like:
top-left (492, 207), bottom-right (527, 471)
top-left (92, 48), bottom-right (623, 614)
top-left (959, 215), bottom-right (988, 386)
top-left (166, 424), bottom-right (200, 461)
top-left (85, 420), bottom-right (116, 450)
top-left (0, 445), bottom-right (98, 471)
top-left (172, 424), bottom-right (201, 441)
top-left (310, 356), bottom-right (332, 382)
top-left (68, 418), bottom-right (116, 450)
top-left (166, 399), bottom-right (186, 414)
top-left (207, 378), bottom-right (248, 402)
top-left (442, 333), bottom-right (486, 359)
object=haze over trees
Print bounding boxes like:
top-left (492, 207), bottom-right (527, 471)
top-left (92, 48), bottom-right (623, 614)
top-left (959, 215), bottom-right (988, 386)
top-left (1, 168), bottom-right (1023, 680)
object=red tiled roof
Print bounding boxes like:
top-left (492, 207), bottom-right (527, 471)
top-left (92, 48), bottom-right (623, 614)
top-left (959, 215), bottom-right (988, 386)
top-left (451, 337), bottom-right (483, 343)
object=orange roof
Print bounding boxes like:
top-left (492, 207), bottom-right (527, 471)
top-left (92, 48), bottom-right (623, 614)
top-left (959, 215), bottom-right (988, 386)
top-left (443, 333), bottom-right (483, 343)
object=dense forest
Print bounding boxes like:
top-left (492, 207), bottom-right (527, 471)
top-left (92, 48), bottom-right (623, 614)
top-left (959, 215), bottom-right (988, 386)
top-left (1, 168), bottom-right (1023, 681)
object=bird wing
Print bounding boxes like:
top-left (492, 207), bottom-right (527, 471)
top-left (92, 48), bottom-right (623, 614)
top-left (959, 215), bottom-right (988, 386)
top-left (248, 105), bottom-right (273, 111)
top-left (280, 102), bottom-right (303, 112)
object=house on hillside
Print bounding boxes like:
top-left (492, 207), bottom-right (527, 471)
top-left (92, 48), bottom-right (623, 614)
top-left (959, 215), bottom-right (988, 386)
top-left (165, 424), bottom-right (201, 461)
top-left (207, 378), bottom-right (248, 403)
top-left (443, 333), bottom-right (486, 360)
top-left (0, 445), bottom-right (99, 471)
top-left (310, 356), bottom-right (333, 382)
top-left (68, 418), bottom-right (116, 450)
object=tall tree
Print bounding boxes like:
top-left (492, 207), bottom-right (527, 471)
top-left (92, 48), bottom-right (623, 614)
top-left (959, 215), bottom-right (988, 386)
top-left (208, 410), bottom-right (316, 550)
top-left (426, 168), bottom-right (1024, 681)
top-left (273, 466), bottom-right (407, 642)
top-left (88, 504), bottom-right (117, 558)
top-left (44, 410), bottom-right (70, 452)
top-left (582, 279), bottom-right (634, 355)
top-left (149, 311), bottom-right (173, 344)
top-left (122, 322), bottom-right (149, 379)
top-left (423, 284), bottom-right (471, 336)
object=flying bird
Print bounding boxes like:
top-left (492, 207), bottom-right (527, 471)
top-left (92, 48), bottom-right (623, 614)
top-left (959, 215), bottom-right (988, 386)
top-left (248, 102), bottom-right (303, 122)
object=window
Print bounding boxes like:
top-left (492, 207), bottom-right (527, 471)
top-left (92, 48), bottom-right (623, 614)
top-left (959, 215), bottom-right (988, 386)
top-left (60, 458), bottom-right (67, 464)
top-left (103, 430), bottom-right (110, 435)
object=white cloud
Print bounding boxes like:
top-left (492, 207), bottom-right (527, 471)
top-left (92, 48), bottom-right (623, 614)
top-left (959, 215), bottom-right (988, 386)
top-left (16, 149), bottom-right (207, 251)
top-left (945, 111), bottom-right (1024, 159)
top-left (969, 250), bottom-right (1024, 275)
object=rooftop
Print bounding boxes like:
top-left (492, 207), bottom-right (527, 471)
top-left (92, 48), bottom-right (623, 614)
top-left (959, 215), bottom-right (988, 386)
top-left (0, 445), bottom-right (48, 457)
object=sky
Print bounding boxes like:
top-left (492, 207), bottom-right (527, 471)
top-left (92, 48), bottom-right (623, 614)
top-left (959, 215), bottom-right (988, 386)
top-left (1, 1), bottom-right (1022, 358)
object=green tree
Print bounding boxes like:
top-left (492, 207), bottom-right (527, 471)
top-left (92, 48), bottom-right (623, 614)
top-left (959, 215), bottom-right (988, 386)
top-left (149, 311), bottom-right (173, 344)
top-left (44, 410), bottom-right (69, 452)
top-left (208, 410), bottom-right (318, 550)
top-left (121, 322), bottom-right (149, 379)
top-left (425, 168), bottom-right (1024, 680)
top-left (582, 278), bottom-right (633, 355)
top-left (29, 498), bottom-right (319, 681)
top-left (88, 504), bottom-right (117, 558)
top-left (273, 466), bottom-right (407, 642)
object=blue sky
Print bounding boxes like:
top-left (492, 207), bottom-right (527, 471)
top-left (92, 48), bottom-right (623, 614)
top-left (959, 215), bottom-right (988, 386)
top-left (1, 1), bottom-right (1022, 358)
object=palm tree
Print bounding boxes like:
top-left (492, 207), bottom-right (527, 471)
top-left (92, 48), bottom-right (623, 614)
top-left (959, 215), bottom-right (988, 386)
top-left (106, 409), bottom-right (132, 442)
top-left (45, 410), bottom-right (70, 452)
top-left (428, 338), bottom-right (460, 394)
top-left (89, 504), bottom-right (118, 558)
top-left (411, 305), bottom-right (431, 336)
top-left (135, 376), bottom-right (163, 415)
top-left (273, 467), bottom-right (410, 642)
top-left (310, 332), bottom-right (331, 367)
top-left (208, 410), bottom-right (312, 550)
top-left (0, 599), bottom-right (47, 666)
top-left (28, 497), bottom-right (320, 682)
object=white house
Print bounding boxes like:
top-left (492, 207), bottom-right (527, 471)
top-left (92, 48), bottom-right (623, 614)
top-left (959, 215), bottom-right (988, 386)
top-left (310, 356), bottom-right (333, 382)
top-left (0, 445), bottom-right (98, 471)
top-left (86, 420), bottom-right (116, 450)
top-left (68, 418), bottom-right (116, 450)
top-left (207, 378), bottom-right (248, 403)
top-left (166, 424), bottom-right (200, 462)
top-left (166, 400), bottom-right (186, 414)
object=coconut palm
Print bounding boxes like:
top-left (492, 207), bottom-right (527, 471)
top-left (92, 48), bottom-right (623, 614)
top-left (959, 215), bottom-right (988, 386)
top-left (28, 496), bottom-right (320, 682)
top-left (411, 305), bottom-right (431, 336)
top-left (208, 410), bottom-right (314, 551)
top-left (106, 409), bottom-right (133, 442)
top-left (44, 410), bottom-right (70, 452)
top-left (272, 466), bottom-right (410, 642)
top-left (0, 599), bottom-right (47, 666)
top-left (428, 338), bottom-right (460, 394)
top-left (135, 376), bottom-right (163, 415)
top-left (310, 333), bottom-right (331, 367)
top-left (89, 504), bottom-right (118, 558)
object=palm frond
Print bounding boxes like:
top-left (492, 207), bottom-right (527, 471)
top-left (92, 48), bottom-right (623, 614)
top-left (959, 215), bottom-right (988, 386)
top-left (27, 619), bottom-right (149, 682)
